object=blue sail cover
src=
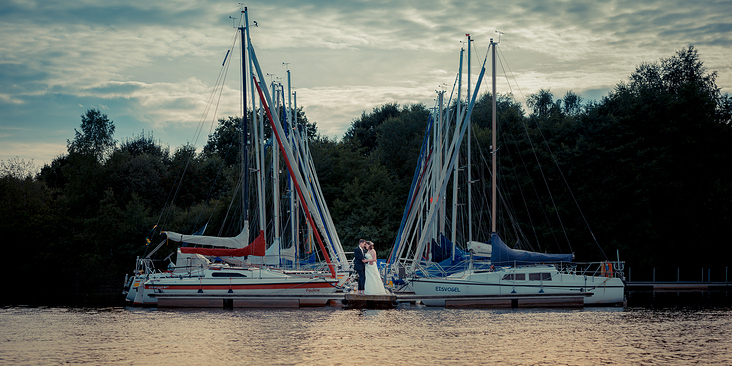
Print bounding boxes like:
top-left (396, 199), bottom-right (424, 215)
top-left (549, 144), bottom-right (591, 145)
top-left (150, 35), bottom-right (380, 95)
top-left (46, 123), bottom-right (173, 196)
top-left (490, 233), bottom-right (573, 266)
top-left (415, 235), bottom-right (494, 277)
top-left (430, 235), bottom-right (452, 263)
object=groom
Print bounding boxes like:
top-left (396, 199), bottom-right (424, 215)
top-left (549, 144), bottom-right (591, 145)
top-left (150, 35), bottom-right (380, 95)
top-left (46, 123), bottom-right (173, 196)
top-left (353, 239), bottom-right (368, 294)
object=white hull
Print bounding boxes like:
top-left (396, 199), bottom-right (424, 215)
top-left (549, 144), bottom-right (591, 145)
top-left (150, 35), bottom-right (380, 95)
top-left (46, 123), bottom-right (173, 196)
top-left (126, 265), bottom-right (338, 306)
top-left (409, 265), bottom-right (624, 306)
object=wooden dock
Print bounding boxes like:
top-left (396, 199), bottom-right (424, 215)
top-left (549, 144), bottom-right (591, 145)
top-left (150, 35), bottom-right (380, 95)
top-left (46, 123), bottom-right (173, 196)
top-left (152, 291), bottom-right (587, 309)
top-left (624, 281), bottom-right (731, 307)
top-left (342, 294), bottom-right (398, 309)
top-left (154, 293), bottom-right (339, 308)
top-left (396, 292), bottom-right (586, 308)
top-left (625, 281), bottom-right (730, 292)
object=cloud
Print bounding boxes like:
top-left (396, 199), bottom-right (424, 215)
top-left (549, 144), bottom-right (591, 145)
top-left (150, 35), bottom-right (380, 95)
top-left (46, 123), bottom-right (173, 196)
top-left (0, 0), bottom-right (730, 165)
top-left (0, 140), bottom-right (67, 167)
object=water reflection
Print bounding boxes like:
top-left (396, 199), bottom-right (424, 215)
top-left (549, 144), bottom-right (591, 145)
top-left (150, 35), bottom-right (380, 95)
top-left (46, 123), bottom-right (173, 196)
top-left (1, 306), bottom-right (730, 365)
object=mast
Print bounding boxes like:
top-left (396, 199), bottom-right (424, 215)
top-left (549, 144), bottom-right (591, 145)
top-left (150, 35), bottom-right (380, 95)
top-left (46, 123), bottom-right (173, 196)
top-left (239, 10), bottom-right (249, 231)
top-left (250, 70), bottom-right (337, 277)
top-left (437, 90), bottom-right (444, 241)
top-left (245, 9), bottom-right (266, 239)
top-left (451, 47), bottom-right (463, 259)
top-left (294, 90), bottom-right (302, 268)
top-left (287, 68), bottom-right (297, 268)
top-left (491, 38), bottom-right (497, 233)
top-left (467, 34), bottom-right (473, 244)
top-left (272, 80), bottom-right (281, 248)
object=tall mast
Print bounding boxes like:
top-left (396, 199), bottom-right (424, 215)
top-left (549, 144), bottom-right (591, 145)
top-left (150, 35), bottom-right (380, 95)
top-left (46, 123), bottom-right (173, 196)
top-left (286, 68), bottom-right (297, 267)
top-left (451, 47), bottom-right (463, 259)
top-left (490, 38), bottom-right (497, 233)
top-left (240, 9), bottom-right (249, 230)
top-left (437, 90), bottom-right (444, 239)
top-left (294, 90), bottom-right (302, 268)
top-left (467, 34), bottom-right (473, 244)
top-left (272, 80), bottom-right (280, 246)
top-left (245, 9), bottom-right (266, 238)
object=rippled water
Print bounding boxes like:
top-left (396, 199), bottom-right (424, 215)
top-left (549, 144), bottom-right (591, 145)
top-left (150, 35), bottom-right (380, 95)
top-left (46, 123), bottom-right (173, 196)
top-left (1, 305), bottom-right (730, 365)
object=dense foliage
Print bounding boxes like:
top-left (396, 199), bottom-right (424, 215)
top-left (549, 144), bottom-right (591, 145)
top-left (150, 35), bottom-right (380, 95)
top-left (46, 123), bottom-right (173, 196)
top-left (1, 46), bottom-right (730, 305)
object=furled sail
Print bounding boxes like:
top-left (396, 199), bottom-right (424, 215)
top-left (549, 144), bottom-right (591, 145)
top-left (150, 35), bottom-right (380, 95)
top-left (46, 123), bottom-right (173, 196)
top-left (175, 230), bottom-right (266, 257)
top-left (490, 233), bottom-right (573, 266)
top-left (164, 227), bottom-right (249, 249)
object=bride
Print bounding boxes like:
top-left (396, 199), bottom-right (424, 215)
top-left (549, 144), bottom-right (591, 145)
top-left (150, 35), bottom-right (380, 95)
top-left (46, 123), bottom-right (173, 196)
top-left (364, 241), bottom-right (389, 295)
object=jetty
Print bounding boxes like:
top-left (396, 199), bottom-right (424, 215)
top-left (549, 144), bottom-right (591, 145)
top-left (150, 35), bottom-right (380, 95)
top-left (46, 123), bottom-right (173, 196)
top-left (151, 291), bottom-right (587, 309)
top-left (624, 280), bottom-right (731, 307)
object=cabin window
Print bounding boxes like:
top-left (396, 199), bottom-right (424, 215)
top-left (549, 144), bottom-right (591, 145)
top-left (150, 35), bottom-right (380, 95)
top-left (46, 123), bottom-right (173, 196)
top-left (211, 272), bottom-right (247, 277)
top-left (529, 273), bottom-right (551, 281)
top-left (501, 273), bottom-right (525, 281)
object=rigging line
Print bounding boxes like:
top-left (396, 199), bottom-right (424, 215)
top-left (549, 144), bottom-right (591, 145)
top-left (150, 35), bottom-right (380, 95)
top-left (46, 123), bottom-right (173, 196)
top-left (201, 29), bottom-right (240, 145)
top-left (497, 133), bottom-right (537, 250)
top-left (195, 134), bottom-right (241, 230)
top-left (474, 129), bottom-right (535, 250)
top-left (498, 48), bottom-right (603, 256)
top-left (499, 118), bottom-right (544, 249)
top-left (164, 34), bottom-right (236, 231)
top-left (218, 170), bottom-right (245, 237)
top-left (492, 51), bottom-right (553, 248)
top-left (535, 120), bottom-right (608, 260)
top-left (191, 39), bottom-right (245, 230)
top-left (156, 27), bottom-right (240, 232)
top-left (495, 46), bottom-right (516, 97)
top-left (496, 46), bottom-right (573, 254)
top-left (445, 70), bottom-right (460, 114)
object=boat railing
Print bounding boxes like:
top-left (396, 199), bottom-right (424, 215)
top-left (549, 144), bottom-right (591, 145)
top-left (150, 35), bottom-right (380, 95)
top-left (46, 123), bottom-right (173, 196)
top-left (134, 257), bottom-right (159, 275)
top-left (557, 261), bottom-right (625, 280)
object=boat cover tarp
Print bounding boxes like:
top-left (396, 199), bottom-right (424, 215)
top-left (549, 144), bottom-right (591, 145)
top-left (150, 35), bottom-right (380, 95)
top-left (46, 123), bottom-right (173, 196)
top-left (178, 230), bottom-right (266, 257)
top-left (164, 227), bottom-right (249, 249)
top-left (490, 233), bottom-right (572, 266)
top-left (419, 245), bottom-right (482, 277)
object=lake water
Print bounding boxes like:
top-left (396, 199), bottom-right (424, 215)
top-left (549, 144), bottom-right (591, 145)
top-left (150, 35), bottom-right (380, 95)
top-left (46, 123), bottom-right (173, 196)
top-left (2, 305), bottom-right (730, 365)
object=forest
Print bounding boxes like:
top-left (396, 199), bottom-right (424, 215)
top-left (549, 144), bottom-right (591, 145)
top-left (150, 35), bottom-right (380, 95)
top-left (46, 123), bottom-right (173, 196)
top-left (1, 46), bottom-right (731, 305)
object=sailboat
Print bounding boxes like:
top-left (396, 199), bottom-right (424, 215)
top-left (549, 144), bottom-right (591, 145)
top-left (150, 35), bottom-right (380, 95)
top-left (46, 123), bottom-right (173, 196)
top-left (124, 8), bottom-right (347, 306)
top-left (387, 36), bottom-right (625, 306)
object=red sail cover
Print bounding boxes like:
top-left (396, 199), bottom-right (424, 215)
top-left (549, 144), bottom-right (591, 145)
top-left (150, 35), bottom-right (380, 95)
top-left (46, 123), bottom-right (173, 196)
top-left (179, 230), bottom-right (266, 257)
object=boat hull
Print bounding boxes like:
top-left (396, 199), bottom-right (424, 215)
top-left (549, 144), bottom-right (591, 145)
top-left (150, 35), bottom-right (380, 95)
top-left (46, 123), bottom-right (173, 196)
top-left (409, 266), bottom-right (624, 306)
top-left (127, 267), bottom-right (339, 306)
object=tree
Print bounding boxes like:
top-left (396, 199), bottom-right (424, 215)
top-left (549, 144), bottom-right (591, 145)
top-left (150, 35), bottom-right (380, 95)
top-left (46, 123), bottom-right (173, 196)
top-left (203, 116), bottom-right (242, 167)
top-left (526, 89), bottom-right (559, 117)
top-left (343, 103), bottom-right (401, 155)
top-left (0, 157), bottom-right (36, 179)
top-left (67, 108), bottom-right (116, 161)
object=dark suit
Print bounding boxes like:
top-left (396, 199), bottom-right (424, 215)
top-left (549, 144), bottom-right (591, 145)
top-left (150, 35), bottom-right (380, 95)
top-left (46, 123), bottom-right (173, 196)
top-left (353, 245), bottom-right (366, 291)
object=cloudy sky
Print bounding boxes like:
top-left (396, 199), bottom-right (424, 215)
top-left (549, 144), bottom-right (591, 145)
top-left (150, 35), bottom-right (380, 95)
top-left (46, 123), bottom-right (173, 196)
top-left (1, 0), bottom-right (730, 168)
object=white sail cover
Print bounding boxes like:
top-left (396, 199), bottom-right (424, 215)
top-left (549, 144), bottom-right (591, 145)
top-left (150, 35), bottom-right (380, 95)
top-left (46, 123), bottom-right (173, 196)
top-left (249, 238), bottom-right (297, 265)
top-left (163, 227), bottom-right (249, 249)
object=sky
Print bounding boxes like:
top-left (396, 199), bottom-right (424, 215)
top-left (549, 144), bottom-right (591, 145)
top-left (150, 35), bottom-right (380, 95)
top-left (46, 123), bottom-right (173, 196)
top-left (1, 0), bottom-right (730, 170)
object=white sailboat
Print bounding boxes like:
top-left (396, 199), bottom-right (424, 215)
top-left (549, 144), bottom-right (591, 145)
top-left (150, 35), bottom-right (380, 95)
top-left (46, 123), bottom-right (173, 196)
top-left (124, 8), bottom-right (345, 306)
top-left (387, 36), bottom-right (625, 306)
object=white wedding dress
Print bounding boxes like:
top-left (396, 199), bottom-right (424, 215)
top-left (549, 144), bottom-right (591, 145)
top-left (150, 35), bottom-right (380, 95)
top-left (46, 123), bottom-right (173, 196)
top-left (364, 252), bottom-right (389, 295)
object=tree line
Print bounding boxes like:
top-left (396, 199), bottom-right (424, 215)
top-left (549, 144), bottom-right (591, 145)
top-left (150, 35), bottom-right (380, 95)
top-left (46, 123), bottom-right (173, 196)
top-left (1, 46), bottom-right (730, 305)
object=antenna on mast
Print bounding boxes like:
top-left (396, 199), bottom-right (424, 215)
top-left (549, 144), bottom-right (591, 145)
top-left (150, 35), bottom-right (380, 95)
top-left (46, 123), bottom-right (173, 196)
top-left (495, 30), bottom-right (504, 43)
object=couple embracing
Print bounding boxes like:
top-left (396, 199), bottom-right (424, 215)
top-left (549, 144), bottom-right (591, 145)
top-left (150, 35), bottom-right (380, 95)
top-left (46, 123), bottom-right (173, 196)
top-left (353, 239), bottom-right (389, 295)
